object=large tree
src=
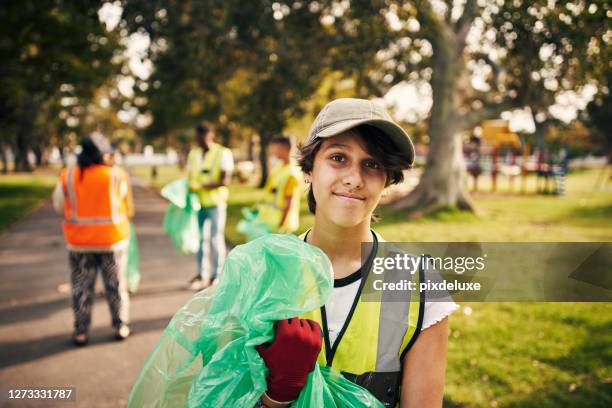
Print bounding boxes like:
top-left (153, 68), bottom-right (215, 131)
top-left (336, 0), bottom-right (610, 215)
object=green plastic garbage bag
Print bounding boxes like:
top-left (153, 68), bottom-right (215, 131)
top-left (127, 223), bottom-right (140, 292)
top-left (237, 207), bottom-right (273, 242)
top-left (161, 179), bottom-right (201, 255)
top-left (128, 234), bottom-right (383, 407)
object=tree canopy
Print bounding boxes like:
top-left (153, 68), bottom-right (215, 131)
top-left (0, 0), bottom-right (120, 171)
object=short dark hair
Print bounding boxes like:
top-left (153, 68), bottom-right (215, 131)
top-left (296, 124), bottom-right (412, 218)
top-left (269, 135), bottom-right (292, 149)
top-left (196, 121), bottom-right (214, 136)
top-left (77, 137), bottom-right (105, 180)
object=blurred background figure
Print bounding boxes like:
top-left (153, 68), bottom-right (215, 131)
top-left (186, 122), bottom-right (233, 291)
top-left (52, 132), bottom-right (134, 345)
top-left (257, 136), bottom-right (302, 234)
top-left (237, 136), bottom-right (302, 241)
top-left (108, 144), bottom-right (141, 293)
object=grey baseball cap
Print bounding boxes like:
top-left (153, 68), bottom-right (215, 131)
top-left (307, 98), bottom-right (415, 165)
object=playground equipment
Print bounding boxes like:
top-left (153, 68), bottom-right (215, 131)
top-left (468, 120), bottom-right (568, 195)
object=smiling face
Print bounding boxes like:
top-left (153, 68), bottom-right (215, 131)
top-left (308, 130), bottom-right (387, 228)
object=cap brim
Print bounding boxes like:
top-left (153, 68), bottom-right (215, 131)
top-left (316, 118), bottom-right (415, 165)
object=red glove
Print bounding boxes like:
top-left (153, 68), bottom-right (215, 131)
top-left (256, 318), bottom-right (322, 402)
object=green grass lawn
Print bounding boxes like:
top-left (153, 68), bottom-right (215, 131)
top-left (0, 171), bottom-right (58, 231)
top-left (134, 165), bottom-right (612, 407)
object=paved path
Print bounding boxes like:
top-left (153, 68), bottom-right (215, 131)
top-left (0, 184), bottom-right (203, 407)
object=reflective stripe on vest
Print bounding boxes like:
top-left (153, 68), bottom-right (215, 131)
top-left (61, 165), bottom-right (130, 247)
top-left (65, 167), bottom-right (126, 225)
top-left (300, 231), bottom-right (424, 406)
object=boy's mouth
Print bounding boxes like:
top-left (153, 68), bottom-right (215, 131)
top-left (332, 192), bottom-right (366, 202)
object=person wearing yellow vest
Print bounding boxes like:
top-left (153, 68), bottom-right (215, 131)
top-left (52, 133), bottom-right (134, 346)
top-left (186, 122), bottom-right (234, 291)
top-left (257, 136), bottom-right (302, 234)
top-left (255, 99), bottom-right (457, 407)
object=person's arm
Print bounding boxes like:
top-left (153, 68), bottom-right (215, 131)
top-left (259, 393), bottom-right (292, 407)
top-left (278, 176), bottom-right (297, 228)
top-left (186, 149), bottom-right (202, 191)
top-left (52, 181), bottom-right (65, 214)
top-left (400, 317), bottom-right (449, 408)
top-left (122, 172), bottom-right (135, 219)
top-left (201, 170), bottom-right (231, 189)
top-left (202, 149), bottom-right (233, 189)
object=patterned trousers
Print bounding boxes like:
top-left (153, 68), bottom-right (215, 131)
top-left (69, 249), bottom-right (129, 334)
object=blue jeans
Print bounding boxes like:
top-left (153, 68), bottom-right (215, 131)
top-left (196, 204), bottom-right (227, 281)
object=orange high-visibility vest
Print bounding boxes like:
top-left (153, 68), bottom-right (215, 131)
top-left (60, 165), bottom-right (130, 248)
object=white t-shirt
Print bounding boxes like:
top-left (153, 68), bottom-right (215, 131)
top-left (219, 149), bottom-right (234, 172)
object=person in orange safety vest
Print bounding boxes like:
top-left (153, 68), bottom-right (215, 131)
top-left (52, 132), bottom-right (134, 346)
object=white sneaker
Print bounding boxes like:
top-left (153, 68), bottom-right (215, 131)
top-left (115, 324), bottom-right (130, 340)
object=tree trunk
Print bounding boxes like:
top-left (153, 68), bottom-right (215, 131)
top-left (392, 126), bottom-right (474, 216)
top-left (247, 136), bottom-right (254, 162)
top-left (391, 26), bottom-right (475, 217)
top-left (14, 96), bottom-right (37, 172)
top-left (33, 145), bottom-right (45, 167)
top-left (258, 134), bottom-right (269, 188)
top-left (0, 143), bottom-right (8, 174)
top-left (14, 133), bottom-right (32, 172)
top-left (532, 110), bottom-right (546, 152)
top-left (220, 126), bottom-right (231, 147)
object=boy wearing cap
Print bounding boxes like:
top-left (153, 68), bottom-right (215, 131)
top-left (255, 99), bottom-right (457, 407)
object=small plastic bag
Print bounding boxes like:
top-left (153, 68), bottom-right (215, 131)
top-left (126, 223), bottom-right (140, 292)
top-left (161, 179), bottom-right (201, 255)
top-left (293, 365), bottom-right (384, 407)
top-left (128, 234), bottom-right (383, 407)
top-left (237, 207), bottom-right (273, 242)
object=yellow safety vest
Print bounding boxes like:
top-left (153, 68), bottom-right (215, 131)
top-left (187, 143), bottom-right (230, 207)
top-left (257, 162), bottom-right (301, 233)
top-left (300, 231), bottom-right (424, 407)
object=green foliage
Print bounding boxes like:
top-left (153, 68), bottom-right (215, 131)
top-left (0, 0), bottom-right (121, 170)
top-left (0, 172), bottom-right (57, 230)
top-left (122, 1), bottom-right (340, 183)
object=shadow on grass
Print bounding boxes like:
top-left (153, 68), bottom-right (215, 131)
top-left (503, 318), bottom-right (612, 408)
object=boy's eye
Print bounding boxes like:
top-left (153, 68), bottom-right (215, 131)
top-left (364, 160), bottom-right (381, 169)
top-left (330, 154), bottom-right (345, 162)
